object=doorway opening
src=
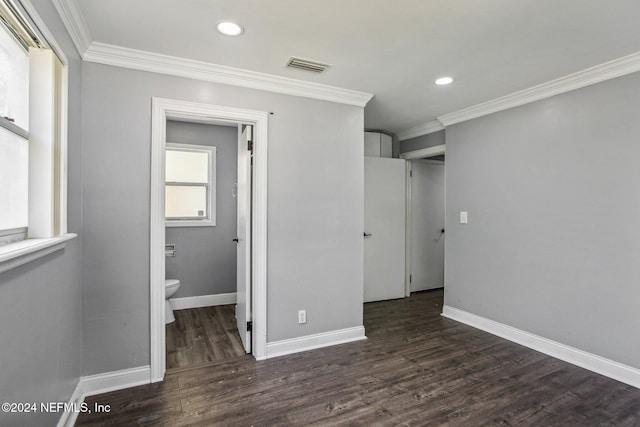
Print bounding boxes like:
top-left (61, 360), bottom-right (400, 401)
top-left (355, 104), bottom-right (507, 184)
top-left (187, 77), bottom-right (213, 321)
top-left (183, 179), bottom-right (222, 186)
top-left (150, 98), bottom-right (268, 382)
top-left (402, 144), bottom-right (446, 297)
top-left (363, 143), bottom-right (445, 304)
top-left (163, 120), bottom-right (248, 371)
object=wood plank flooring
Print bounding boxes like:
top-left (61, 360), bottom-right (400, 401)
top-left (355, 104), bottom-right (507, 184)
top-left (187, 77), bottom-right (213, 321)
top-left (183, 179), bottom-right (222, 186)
top-left (78, 289), bottom-right (640, 426)
top-left (166, 305), bottom-right (246, 370)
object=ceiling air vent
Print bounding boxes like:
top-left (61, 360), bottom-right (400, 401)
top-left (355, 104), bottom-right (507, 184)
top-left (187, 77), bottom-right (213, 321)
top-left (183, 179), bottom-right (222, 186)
top-left (286, 57), bottom-right (331, 74)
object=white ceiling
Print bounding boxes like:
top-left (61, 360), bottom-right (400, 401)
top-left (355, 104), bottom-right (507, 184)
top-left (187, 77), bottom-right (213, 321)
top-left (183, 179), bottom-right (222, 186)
top-left (75, 0), bottom-right (640, 135)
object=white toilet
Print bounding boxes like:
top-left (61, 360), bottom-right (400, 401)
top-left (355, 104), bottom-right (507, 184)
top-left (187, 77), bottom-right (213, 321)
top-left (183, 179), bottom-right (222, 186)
top-left (165, 279), bottom-right (181, 324)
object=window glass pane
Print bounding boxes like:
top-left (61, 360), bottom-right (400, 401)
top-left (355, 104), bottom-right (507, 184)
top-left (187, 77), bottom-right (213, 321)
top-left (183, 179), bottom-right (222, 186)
top-left (166, 150), bottom-right (208, 183)
top-left (165, 185), bottom-right (207, 218)
top-left (0, 126), bottom-right (28, 229)
top-left (0, 22), bottom-right (29, 130)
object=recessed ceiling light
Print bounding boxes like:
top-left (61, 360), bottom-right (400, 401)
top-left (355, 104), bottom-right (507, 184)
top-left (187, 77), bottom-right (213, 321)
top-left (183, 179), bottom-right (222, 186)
top-left (435, 77), bottom-right (454, 86)
top-left (216, 21), bottom-right (244, 36)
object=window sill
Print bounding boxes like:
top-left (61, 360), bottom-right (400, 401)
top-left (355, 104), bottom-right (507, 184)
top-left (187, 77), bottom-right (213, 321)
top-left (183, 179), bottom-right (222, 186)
top-left (0, 233), bottom-right (77, 274)
top-left (166, 221), bottom-right (216, 228)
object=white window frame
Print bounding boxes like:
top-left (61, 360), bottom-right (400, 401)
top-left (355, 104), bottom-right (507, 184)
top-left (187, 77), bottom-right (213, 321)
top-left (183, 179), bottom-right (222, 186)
top-left (165, 142), bottom-right (217, 227)
top-left (0, 0), bottom-right (75, 274)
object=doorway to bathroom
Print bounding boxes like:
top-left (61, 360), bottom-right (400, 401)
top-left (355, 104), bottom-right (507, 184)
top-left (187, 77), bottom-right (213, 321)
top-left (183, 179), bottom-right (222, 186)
top-left (163, 119), bottom-right (247, 371)
top-left (150, 98), bottom-right (268, 382)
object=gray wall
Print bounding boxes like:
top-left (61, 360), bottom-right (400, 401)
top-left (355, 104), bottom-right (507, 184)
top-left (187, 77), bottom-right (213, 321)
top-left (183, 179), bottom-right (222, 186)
top-left (165, 121), bottom-right (238, 297)
top-left (400, 129), bottom-right (445, 153)
top-left (392, 133), bottom-right (401, 158)
top-left (81, 63), bottom-right (364, 374)
top-left (445, 71), bottom-right (640, 369)
top-left (0, 0), bottom-right (84, 425)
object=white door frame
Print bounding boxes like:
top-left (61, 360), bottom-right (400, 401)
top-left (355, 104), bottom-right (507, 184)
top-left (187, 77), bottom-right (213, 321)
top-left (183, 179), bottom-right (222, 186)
top-left (150, 97), bottom-right (268, 382)
top-left (404, 161), bottom-right (412, 297)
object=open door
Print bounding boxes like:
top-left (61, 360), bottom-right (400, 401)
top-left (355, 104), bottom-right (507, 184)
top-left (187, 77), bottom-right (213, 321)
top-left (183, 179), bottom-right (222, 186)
top-left (364, 157), bottom-right (406, 302)
top-left (236, 125), bottom-right (252, 353)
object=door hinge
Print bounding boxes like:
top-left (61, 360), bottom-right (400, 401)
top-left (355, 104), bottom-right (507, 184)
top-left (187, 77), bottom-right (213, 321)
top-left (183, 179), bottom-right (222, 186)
top-left (248, 141), bottom-right (254, 151)
top-left (247, 321), bottom-right (253, 332)
top-left (410, 170), bottom-right (413, 177)
top-left (410, 274), bottom-right (412, 283)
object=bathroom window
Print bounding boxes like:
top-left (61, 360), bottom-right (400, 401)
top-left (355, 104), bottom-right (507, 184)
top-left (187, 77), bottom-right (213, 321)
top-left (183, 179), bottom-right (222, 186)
top-left (165, 143), bottom-right (216, 227)
top-left (0, 0), bottom-right (68, 248)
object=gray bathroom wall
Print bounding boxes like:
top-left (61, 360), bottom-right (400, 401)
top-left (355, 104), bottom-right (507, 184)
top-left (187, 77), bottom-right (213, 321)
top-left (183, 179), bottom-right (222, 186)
top-left (400, 130), bottom-right (445, 153)
top-left (0, 0), bottom-right (84, 425)
top-left (445, 71), bottom-right (640, 369)
top-left (165, 121), bottom-right (238, 298)
top-left (81, 63), bottom-right (364, 375)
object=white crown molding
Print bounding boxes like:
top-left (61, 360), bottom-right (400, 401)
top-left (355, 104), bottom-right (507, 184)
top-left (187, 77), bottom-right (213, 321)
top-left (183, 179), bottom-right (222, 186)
top-left (266, 326), bottom-right (367, 359)
top-left (83, 42), bottom-right (374, 107)
top-left (52, 0), bottom-right (92, 56)
top-left (51, 0), bottom-right (373, 107)
top-left (442, 306), bottom-right (640, 390)
top-left (53, 0), bottom-right (640, 125)
top-left (398, 50), bottom-right (640, 139)
top-left (438, 50), bottom-right (640, 126)
top-left (397, 120), bottom-right (445, 141)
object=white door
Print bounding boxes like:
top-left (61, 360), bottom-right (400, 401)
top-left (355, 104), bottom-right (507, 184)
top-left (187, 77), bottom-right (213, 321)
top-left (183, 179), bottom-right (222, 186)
top-left (236, 125), bottom-right (252, 353)
top-left (364, 157), bottom-right (406, 302)
top-left (410, 161), bottom-right (445, 292)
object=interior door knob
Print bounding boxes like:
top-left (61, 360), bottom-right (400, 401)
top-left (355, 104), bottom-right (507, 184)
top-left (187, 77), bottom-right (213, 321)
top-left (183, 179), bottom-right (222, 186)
top-left (363, 232), bottom-right (372, 238)
top-left (233, 238), bottom-right (239, 242)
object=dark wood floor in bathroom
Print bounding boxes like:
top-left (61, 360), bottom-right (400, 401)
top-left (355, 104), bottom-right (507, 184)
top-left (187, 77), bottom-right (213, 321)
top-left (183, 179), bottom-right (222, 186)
top-left (166, 305), bottom-right (246, 370)
top-left (78, 289), bottom-right (640, 426)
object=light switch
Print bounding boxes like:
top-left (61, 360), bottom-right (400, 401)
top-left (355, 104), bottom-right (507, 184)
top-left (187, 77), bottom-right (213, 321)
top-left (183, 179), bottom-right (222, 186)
top-left (460, 211), bottom-right (468, 224)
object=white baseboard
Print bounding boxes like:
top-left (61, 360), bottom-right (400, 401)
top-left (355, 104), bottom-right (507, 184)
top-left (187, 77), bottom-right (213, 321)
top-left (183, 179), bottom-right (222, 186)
top-left (442, 305), bottom-right (640, 389)
top-left (266, 326), bottom-right (367, 359)
top-left (170, 292), bottom-right (237, 310)
top-left (56, 379), bottom-right (84, 427)
top-left (81, 365), bottom-right (151, 397)
top-left (56, 366), bottom-right (151, 426)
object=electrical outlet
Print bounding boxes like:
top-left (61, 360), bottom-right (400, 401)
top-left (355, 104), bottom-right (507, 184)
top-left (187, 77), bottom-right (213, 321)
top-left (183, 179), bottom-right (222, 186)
top-left (298, 309), bottom-right (307, 324)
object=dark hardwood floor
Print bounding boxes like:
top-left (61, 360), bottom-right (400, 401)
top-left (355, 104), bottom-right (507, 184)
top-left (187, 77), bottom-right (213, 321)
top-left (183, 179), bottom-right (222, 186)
top-left (78, 289), bottom-right (640, 426)
top-left (166, 305), bottom-right (246, 370)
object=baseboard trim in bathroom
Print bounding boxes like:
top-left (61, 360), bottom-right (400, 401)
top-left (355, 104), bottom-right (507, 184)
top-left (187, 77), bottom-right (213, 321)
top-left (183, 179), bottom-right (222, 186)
top-left (171, 292), bottom-right (237, 310)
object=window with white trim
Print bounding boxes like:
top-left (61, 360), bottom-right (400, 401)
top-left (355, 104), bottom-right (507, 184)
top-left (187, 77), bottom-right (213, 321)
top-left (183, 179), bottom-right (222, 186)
top-left (0, 0), bottom-right (68, 248)
top-left (165, 143), bottom-right (216, 227)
